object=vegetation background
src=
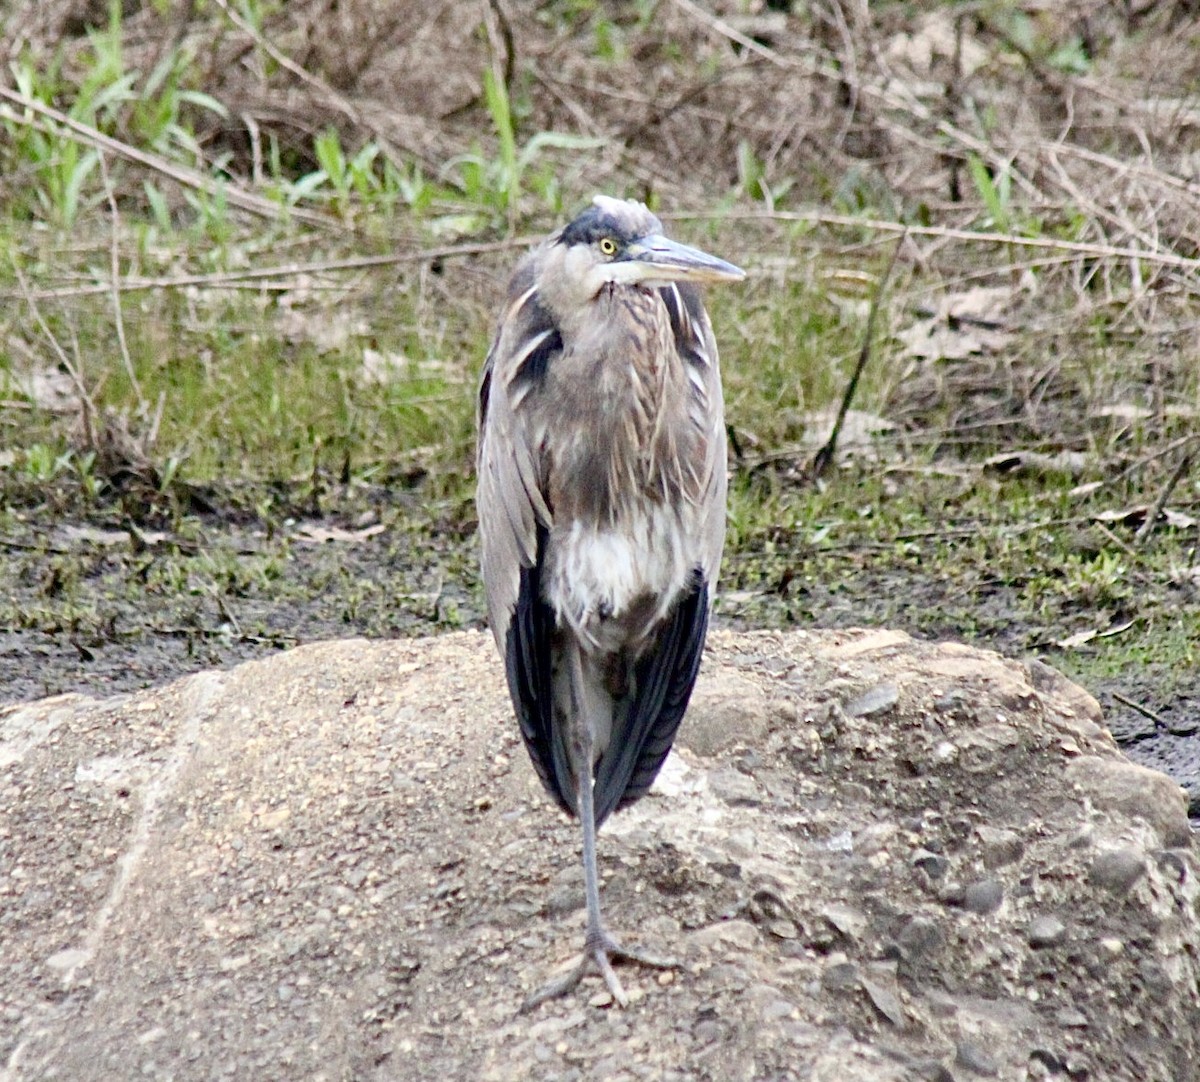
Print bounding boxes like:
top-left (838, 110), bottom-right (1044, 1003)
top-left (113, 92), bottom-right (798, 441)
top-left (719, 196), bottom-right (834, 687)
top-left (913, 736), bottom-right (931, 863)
top-left (1, 0), bottom-right (1197, 810)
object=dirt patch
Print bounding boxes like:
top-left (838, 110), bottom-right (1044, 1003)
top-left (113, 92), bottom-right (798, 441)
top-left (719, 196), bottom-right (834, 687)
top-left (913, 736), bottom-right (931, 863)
top-left (2, 631), bottom-right (1194, 1081)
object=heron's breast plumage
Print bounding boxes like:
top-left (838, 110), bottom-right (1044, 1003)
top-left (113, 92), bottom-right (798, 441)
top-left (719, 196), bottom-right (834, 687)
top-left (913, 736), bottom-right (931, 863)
top-left (534, 287), bottom-right (708, 650)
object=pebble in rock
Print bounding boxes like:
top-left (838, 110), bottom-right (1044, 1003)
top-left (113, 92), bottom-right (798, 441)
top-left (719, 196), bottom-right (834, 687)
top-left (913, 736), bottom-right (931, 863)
top-left (913, 849), bottom-right (950, 880)
top-left (896, 914), bottom-right (944, 960)
top-left (820, 960), bottom-right (859, 993)
top-left (1027, 916), bottom-right (1067, 949)
top-left (956, 1039), bottom-right (1000, 1077)
top-left (962, 878), bottom-right (1004, 915)
top-left (1089, 847), bottom-right (1146, 895)
top-left (845, 683), bottom-right (899, 718)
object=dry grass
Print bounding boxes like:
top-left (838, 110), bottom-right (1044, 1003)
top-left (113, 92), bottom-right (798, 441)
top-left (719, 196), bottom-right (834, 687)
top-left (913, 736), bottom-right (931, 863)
top-left (1, 0), bottom-right (1198, 487)
top-left (0, 1), bottom-right (1197, 752)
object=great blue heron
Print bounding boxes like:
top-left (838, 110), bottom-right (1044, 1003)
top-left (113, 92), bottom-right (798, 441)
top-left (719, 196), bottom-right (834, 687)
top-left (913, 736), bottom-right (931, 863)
top-left (476, 195), bottom-right (744, 1008)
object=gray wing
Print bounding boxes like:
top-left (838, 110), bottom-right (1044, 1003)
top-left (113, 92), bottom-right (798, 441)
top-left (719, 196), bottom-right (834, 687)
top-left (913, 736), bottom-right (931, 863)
top-left (476, 256), bottom-right (569, 810)
top-left (476, 257), bottom-right (557, 646)
top-left (662, 281), bottom-right (727, 595)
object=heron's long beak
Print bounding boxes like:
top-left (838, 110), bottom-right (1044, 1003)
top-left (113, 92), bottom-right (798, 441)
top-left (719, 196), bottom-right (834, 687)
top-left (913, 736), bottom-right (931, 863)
top-left (622, 235), bottom-right (745, 285)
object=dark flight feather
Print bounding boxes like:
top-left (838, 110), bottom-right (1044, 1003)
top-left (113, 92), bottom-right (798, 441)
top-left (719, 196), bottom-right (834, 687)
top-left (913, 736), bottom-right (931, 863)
top-left (594, 572), bottom-right (709, 825)
top-left (504, 526), bottom-right (572, 815)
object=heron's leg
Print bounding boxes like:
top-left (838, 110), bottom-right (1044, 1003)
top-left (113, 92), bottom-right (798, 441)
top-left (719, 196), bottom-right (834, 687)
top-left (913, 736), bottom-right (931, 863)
top-left (520, 644), bottom-right (674, 1013)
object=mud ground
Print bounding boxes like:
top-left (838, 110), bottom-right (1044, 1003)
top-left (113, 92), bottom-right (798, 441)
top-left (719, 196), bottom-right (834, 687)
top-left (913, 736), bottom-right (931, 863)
top-left (1, 479), bottom-right (1196, 819)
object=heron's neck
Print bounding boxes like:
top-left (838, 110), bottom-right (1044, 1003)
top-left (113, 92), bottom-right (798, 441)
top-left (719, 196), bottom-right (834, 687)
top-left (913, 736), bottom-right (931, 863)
top-left (543, 290), bottom-right (698, 529)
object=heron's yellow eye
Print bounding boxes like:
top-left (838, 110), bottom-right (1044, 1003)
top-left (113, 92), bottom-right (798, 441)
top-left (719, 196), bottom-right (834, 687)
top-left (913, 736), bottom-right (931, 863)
top-left (598, 237), bottom-right (618, 256)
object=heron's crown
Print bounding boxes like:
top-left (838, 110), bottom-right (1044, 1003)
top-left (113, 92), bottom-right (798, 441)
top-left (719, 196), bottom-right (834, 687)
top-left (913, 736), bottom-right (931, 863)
top-left (557, 195), bottom-right (662, 250)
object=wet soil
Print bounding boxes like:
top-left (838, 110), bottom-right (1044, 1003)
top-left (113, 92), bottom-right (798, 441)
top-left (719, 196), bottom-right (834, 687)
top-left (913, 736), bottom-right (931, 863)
top-left (1, 476), bottom-right (1196, 818)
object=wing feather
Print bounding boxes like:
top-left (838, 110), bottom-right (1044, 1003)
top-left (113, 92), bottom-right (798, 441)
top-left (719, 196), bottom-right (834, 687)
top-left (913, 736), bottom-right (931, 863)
top-left (592, 572), bottom-right (709, 825)
top-left (661, 283), bottom-right (727, 588)
top-left (477, 254), bottom-right (566, 810)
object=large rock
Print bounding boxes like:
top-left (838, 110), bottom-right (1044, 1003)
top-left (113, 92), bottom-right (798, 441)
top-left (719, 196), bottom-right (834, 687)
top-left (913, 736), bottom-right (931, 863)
top-left (0, 629), bottom-right (1195, 1081)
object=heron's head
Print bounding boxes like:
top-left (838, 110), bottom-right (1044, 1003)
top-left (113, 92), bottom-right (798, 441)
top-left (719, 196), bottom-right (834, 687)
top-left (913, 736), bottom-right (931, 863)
top-left (539, 196), bottom-right (744, 315)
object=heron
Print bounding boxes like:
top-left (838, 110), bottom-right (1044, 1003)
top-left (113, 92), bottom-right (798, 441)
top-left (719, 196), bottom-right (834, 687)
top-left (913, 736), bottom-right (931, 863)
top-left (476, 195), bottom-right (744, 1009)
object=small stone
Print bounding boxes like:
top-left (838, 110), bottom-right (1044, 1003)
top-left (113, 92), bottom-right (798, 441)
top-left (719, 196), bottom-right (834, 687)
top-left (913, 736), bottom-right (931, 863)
top-left (657, 970), bottom-right (675, 986)
top-left (45, 948), bottom-right (92, 973)
top-left (1155, 849), bottom-right (1188, 884)
top-left (913, 849), bottom-right (950, 880)
top-left (1098, 937), bottom-right (1124, 957)
top-left (1090, 847), bottom-right (1146, 895)
top-left (962, 879), bottom-right (1004, 915)
top-left (933, 689), bottom-right (970, 715)
top-left (1056, 1006), bottom-right (1088, 1028)
top-left (821, 961), bottom-right (859, 992)
top-left (709, 768), bottom-right (762, 807)
top-left (857, 821), bottom-right (898, 857)
top-left (1027, 916), bottom-right (1067, 949)
top-left (588, 990), bottom-right (613, 1008)
top-left (1029, 1049), bottom-right (1066, 1075)
top-left (763, 998), bottom-right (795, 1021)
top-left (896, 915), bottom-right (944, 960)
top-left (976, 825), bottom-right (1024, 868)
top-left (956, 1039), bottom-right (999, 1076)
top-left (845, 683), bottom-right (899, 717)
top-left (861, 977), bottom-right (905, 1027)
top-left (821, 904), bottom-right (866, 942)
top-left (938, 882), bottom-right (966, 906)
top-left (1138, 957), bottom-right (1172, 998)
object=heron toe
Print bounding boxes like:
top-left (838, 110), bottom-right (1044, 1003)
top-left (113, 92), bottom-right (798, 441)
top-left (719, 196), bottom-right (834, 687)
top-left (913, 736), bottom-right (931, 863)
top-left (520, 929), bottom-right (676, 1012)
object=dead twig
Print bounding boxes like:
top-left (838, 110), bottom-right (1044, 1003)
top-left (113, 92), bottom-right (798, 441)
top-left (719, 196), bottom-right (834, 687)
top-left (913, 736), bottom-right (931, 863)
top-left (9, 258), bottom-right (97, 448)
top-left (674, 209), bottom-right (1200, 275)
top-left (1110, 691), bottom-right (1166, 729)
top-left (98, 151), bottom-right (145, 410)
top-left (1109, 433), bottom-right (1200, 485)
top-left (0, 237), bottom-right (534, 301)
top-left (1135, 451), bottom-right (1194, 546)
top-left (812, 229), bottom-right (906, 478)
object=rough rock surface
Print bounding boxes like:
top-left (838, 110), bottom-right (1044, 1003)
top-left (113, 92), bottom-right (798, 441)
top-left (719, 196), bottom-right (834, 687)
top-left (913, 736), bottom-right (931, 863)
top-left (1, 629), bottom-right (1196, 1082)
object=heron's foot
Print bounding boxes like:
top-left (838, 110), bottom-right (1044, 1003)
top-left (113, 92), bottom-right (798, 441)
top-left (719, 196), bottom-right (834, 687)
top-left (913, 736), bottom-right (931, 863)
top-left (520, 930), bottom-right (676, 1012)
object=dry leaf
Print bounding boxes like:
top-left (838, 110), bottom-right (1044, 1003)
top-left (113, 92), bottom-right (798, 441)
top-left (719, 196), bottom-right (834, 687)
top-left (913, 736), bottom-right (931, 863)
top-left (361, 349), bottom-right (408, 385)
top-left (984, 451), bottom-right (1091, 478)
top-left (1162, 509), bottom-right (1198, 529)
top-left (1057, 619), bottom-right (1134, 650)
top-left (292, 523), bottom-right (386, 545)
top-left (898, 286), bottom-right (1015, 361)
top-left (12, 366), bottom-right (78, 412)
top-left (1093, 506), bottom-right (1149, 527)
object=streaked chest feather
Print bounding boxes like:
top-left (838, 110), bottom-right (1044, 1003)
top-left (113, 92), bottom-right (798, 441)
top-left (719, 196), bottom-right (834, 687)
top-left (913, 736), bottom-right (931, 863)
top-left (513, 286), bottom-right (714, 648)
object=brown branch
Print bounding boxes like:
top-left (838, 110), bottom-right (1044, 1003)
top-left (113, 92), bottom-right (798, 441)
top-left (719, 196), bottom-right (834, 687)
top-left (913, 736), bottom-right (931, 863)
top-left (0, 237), bottom-right (534, 301)
top-left (1135, 450), bottom-right (1194, 546)
top-left (812, 229), bottom-right (907, 479)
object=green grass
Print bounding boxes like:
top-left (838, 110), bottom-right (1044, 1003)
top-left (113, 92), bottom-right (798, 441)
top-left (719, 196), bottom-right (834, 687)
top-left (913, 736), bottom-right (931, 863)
top-left (1, 1), bottom-right (1197, 714)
